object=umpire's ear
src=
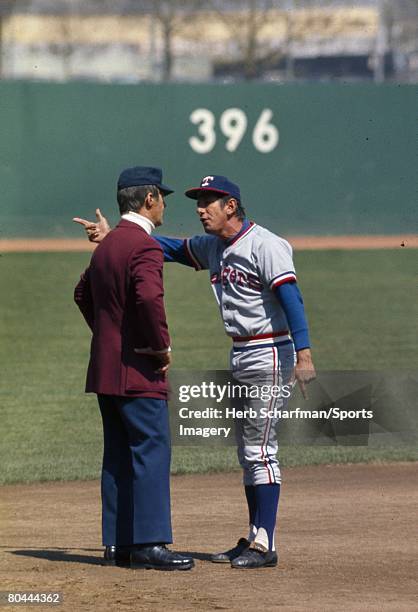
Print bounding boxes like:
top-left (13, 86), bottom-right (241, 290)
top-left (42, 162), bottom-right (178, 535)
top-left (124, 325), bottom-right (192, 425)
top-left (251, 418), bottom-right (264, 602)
top-left (143, 190), bottom-right (156, 210)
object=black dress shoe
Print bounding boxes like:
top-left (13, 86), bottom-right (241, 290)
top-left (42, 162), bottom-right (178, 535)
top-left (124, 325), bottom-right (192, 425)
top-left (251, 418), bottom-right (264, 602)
top-left (103, 545), bottom-right (131, 567)
top-left (231, 546), bottom-right (278, 569)
top-left (130, 545), bottom-right (194, 571)
top-left (211, 538), bottom-right (250, 563)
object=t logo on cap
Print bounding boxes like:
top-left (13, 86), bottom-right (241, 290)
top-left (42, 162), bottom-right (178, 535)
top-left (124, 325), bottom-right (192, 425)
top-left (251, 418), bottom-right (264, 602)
top-left (185, 175), bottom-right (241, 202)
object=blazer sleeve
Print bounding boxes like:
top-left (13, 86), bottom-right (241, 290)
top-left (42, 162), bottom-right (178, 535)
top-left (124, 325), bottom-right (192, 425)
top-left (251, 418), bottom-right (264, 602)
top-left (129, 244), bottom-right (171, 351)
top-left (74, 267), bottom-right (94, 331)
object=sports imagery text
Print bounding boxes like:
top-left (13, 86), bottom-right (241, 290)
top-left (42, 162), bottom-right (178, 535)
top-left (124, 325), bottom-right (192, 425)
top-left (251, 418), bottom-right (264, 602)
top-left (175, 381), bottom-right (374, 440)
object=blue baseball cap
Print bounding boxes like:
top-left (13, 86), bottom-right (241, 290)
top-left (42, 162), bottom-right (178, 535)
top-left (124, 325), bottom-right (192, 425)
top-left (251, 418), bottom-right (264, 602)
top-left (117, 166), bottom-right (174, 195)
top-left (185, 175), bottom-right (241, 201)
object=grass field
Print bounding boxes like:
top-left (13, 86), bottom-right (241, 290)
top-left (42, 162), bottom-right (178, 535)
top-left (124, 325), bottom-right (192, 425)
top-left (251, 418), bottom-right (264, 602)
top-left (1, 250), bottom-right (417, 484)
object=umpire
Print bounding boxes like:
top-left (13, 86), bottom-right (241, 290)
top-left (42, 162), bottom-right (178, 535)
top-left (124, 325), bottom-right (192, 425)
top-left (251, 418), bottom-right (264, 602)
top-left (74, 166), bottom-right (194, 571)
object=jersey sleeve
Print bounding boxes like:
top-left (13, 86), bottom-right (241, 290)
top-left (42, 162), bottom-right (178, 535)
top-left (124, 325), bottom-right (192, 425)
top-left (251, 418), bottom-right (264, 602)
top-left (154, 234), bottom-right (212, 271)
top-left (255, 234), bottom-right (297, 289)
top-left (275, 283), bottom-right (310, 351)
top-left (154, 235), bottom-right (194, 267)
top-left (183, 234), bottom-right (214, 271)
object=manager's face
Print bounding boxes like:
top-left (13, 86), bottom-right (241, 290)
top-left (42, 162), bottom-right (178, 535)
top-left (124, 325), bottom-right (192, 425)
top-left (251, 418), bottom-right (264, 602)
top-left (196, 193), bottom-right (233, 235)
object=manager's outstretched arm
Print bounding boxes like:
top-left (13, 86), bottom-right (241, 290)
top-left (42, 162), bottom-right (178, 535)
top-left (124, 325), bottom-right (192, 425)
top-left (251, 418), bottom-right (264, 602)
top-left (73, 209), bottom-right (196, 267)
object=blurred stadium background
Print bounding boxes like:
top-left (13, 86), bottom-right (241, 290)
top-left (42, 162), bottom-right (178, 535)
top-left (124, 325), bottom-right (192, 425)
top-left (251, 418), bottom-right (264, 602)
top-left (0, 1), bottom-right (416, 483)
top-left (0, 0), bottom-right (417, 238)
top-left (1, 0), bottom-right (418, 83)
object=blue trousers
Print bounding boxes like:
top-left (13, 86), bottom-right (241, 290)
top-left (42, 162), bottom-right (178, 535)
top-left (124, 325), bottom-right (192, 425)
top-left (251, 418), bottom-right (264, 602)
top-left (98, 394), bottom-right (172, 546)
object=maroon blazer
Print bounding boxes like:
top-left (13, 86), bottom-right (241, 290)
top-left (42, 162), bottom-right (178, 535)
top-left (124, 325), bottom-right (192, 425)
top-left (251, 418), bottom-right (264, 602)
top-left (74, 219), bottom-right (170, 398)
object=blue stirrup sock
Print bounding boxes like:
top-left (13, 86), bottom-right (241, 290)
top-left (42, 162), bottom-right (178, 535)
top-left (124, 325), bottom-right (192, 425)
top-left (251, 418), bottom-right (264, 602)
top-left (254, 483), bottom-right (281, 551)
top-left (245, 485), bottom-right (258, 541)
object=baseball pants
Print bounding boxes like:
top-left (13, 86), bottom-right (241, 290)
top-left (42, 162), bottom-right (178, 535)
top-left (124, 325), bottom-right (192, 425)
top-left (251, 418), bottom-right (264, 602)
top-left (230, 342), bottom-right (295, 486)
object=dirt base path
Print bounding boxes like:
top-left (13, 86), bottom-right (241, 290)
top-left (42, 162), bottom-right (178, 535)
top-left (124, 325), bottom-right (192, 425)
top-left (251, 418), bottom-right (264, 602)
top-left (1, 235), bottom-right (417, 252)
top-left (0, 464), bottom-right (417, 611)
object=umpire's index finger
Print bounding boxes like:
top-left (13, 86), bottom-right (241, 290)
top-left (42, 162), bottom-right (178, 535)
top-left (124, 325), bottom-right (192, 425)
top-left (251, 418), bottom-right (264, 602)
top-left (73, 217), bottom-right (96, 228)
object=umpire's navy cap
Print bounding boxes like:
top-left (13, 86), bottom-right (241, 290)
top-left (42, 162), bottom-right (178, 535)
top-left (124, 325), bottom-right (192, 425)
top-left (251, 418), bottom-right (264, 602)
top-left (185, 175), bottom-right (241, 201)
top-left (117, 166), bottom-right (174, 195)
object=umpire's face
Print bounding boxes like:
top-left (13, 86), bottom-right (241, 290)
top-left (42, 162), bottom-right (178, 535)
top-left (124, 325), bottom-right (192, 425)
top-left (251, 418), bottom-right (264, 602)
top-left (196, 193), bottom-right (236, 235)
top-left (148, 189), bottom-right (166, 228)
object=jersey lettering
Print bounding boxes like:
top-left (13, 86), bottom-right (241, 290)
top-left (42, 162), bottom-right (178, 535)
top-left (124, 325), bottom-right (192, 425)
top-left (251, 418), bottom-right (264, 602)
top-left (218, 266), bottom-right (263, 291)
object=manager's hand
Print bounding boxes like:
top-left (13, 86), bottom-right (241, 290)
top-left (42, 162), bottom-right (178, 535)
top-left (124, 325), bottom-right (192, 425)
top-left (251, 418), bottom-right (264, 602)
top-left (73, 208), bottom-right (111, 243)
top-left (294, 348), bottom-right (316, 400)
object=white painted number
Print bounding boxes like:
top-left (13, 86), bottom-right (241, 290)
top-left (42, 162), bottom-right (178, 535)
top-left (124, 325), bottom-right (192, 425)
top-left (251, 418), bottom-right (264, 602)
top-left (252, 109), bottom-right (279, 153)
top-left (189, 108), bottom-right (279, 154)
top-left (189, 108), bottom-right (216, 154)
top-left (219, 108), bottom-right (248, 152)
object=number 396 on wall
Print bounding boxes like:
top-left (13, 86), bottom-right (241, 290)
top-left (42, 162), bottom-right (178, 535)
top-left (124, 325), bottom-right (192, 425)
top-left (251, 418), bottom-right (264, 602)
top-left (189, 108), bottom-right (279, 154)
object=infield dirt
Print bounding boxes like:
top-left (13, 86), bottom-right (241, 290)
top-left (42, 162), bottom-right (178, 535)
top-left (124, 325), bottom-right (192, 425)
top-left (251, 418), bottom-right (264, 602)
top-left (0, 463), bottom-right (416, 611)
top-left (1, 235), bottom-right (418, 252)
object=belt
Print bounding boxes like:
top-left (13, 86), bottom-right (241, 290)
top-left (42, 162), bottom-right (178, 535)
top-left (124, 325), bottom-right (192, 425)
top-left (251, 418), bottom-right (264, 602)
top-left (232, 330), bottom-right (291, 350)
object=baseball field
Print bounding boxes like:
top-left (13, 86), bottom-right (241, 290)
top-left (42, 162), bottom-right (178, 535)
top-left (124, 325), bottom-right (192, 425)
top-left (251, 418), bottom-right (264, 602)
top-left (0, 242), bottom-right (417, 610)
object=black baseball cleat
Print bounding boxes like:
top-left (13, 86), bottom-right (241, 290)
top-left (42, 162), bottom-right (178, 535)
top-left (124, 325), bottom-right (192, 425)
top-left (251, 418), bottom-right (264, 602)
top-left (231, 545), bottom-right (278, 569)
top-left (211, 538), bottom-right (250, 563)
top-left (130, 545), bottom-right (194, 571)
top-left (103, 545), bottom-right (131, 567)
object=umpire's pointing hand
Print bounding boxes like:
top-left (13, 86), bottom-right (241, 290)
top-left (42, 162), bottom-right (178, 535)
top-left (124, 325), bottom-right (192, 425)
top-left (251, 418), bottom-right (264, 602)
top-left (73, 208), bottom-right (111, 243)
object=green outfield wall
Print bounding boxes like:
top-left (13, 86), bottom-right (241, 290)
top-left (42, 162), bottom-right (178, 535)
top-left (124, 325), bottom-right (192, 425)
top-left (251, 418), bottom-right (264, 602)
top-left (0, 81), bottom-right (416, 237)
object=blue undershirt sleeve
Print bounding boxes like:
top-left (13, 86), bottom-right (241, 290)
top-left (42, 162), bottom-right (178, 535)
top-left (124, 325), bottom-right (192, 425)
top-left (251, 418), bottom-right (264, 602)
top-left (154, 236), bottom-right (194, 267)
top-left (274, 282), bottom-right (311, 351)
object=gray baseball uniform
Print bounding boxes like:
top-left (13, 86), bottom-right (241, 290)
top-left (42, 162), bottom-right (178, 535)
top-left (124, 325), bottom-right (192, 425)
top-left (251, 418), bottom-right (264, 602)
top-left (184, 221), bottom-right (297, 485)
